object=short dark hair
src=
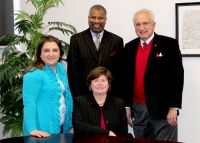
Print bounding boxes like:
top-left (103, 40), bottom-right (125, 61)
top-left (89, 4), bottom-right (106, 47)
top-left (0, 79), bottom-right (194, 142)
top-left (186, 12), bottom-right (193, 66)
top-left (87, 67), bottom-right (113, 91)
top-left (89, 4), bottom-right (107, 16)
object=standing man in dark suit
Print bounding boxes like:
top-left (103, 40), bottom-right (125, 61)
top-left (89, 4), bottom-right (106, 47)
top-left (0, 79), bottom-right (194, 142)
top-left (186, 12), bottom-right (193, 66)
top-left (123, 9), bottom-right (184, 141)
top-left (67, 4), bottom-right (124, 98)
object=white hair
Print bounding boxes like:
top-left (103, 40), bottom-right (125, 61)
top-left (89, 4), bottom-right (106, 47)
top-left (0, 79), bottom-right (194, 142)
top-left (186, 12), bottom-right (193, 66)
top-left (132, 9), bottom-right (155, 23)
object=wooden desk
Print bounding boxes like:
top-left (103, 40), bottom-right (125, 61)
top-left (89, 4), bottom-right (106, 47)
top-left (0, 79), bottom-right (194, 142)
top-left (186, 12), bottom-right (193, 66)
top-left (0, 134), bottom-right (182, 143)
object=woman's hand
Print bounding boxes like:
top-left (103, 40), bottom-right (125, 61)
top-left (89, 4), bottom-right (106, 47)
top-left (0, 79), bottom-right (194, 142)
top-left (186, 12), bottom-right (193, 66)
top-left (30, 130), bottom-right (50, 138)
top-left (108, 131), bottom-right (116, 136)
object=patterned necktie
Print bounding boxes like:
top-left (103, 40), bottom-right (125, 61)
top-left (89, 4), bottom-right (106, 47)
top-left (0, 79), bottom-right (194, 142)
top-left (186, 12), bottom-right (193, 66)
top-left (143, 42), bottom-right (147, 48)
top-left (95, 33), bottom-right (100, 49)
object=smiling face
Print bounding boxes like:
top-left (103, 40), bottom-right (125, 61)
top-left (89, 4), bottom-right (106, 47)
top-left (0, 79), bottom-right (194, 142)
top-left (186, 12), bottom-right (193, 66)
top-left (40, 42), bottom-right (60, 69)
top-left (88, 9), bottom-right (107, 33)
top-left (134, 12), bottom-right (156, 41)
top-left (90, 75), bottom-right (109, 95)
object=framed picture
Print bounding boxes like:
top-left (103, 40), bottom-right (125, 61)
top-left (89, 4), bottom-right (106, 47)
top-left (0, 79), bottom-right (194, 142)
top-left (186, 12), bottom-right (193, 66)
top-left (176, 2), bottom-right (200, 57)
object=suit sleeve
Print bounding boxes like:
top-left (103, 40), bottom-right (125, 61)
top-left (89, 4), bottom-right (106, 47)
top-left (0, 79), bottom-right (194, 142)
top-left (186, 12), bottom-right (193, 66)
top-left (169, 39), bottom-right (184, 108)
top-left (118, 100), bottom-right (128, 136)
top-left (67, 36), bottom-right (81, 97)
top-left (110, 36), bottom-right (125, 100)
top-left (121, 43), bottom-right (134, 107)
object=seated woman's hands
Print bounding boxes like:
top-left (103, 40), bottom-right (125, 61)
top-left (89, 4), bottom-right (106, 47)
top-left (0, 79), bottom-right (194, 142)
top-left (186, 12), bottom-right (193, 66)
top-left (30, 130), bottom-right (50, 138)
top-left (109, 131), bottom-right (116, 136)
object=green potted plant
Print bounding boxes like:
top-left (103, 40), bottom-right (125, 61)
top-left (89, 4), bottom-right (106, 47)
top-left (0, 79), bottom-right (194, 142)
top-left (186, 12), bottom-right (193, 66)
top-left (0, 0), bottom-right (76, 137)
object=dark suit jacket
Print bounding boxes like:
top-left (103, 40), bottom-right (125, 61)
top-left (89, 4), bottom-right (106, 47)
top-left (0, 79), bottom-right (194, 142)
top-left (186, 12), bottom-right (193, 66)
top-left (123, 33), bottom-right (184, 119)
top-left (72, 94), bottom-right (128, 136)
top-left (67, 28), bottom-right (124, 98)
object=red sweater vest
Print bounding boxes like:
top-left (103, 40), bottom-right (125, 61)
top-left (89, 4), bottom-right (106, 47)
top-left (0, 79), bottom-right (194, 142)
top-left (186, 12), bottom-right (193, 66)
top-left (134, 40), bottom-right (153, 104)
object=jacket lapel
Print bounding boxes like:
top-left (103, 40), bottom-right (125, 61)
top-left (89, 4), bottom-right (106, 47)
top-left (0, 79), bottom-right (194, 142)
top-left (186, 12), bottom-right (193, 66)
top-left (98, 30), bottom-right (110, 64)
top-left (145, 33), bottom-right (159, 74)
top-left (98, 30), bottom-right (109, 51)
top-left (85, 29), bottom-right (99, 61)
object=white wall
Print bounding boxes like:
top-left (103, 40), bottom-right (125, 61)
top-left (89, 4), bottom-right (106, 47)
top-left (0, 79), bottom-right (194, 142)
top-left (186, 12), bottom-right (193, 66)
top-left (1, 0), bottom-right (200, 142)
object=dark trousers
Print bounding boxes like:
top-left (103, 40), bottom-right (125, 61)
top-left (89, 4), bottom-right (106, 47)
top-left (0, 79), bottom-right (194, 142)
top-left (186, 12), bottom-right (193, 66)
top-left (132, 102), bottom-right (177, 142)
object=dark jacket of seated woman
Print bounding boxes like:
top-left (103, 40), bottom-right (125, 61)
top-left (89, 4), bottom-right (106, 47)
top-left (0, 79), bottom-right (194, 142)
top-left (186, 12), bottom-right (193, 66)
top-left (72, 67), bottom-right (128, 136)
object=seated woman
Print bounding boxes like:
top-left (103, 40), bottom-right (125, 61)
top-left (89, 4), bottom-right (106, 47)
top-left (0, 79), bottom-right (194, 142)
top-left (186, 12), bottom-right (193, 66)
top-left (72, 67), bottom-right (128, 136)
top-left (22, 35), bottom-right (73, 137)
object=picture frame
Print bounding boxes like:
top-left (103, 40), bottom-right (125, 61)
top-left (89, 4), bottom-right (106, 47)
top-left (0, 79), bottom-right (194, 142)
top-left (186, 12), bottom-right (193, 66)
top-left (176, 2), bottom-right (200, 57)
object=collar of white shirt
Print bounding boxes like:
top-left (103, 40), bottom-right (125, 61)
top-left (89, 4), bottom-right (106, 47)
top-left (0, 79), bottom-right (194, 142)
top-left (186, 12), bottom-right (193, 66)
top-left (90, 30), bottom-right (104, 42)
top-left (140, 33), bottom-right (154, 47)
